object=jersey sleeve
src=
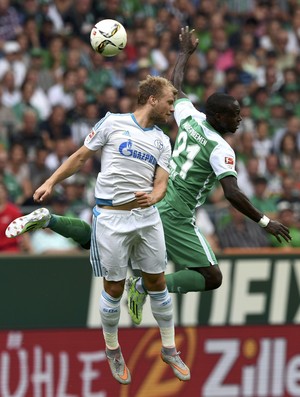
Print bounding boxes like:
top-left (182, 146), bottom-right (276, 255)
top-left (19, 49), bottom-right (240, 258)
top-left (174, 98), bottom-right (206, 126)
top-left (157, 134), bottom-right (172, 173)
top-left (210, 143), bottom-right (237, 180)
top-left (84, 112), bottom-right (112, 151)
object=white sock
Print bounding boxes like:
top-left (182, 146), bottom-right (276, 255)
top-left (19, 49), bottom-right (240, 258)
top-left (148, 288), bottom-right (175, 348)
top-left (99, 290), bottom-right (121, 349)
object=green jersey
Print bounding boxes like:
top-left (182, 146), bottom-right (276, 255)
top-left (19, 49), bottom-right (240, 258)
top-left (164, 98), bottom-right (237, 217)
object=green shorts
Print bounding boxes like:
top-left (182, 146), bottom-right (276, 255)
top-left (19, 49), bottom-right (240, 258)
top-left (157, 200), bottom-right (218, 269)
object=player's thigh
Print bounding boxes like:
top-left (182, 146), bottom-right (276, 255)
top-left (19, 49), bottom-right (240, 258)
top-left (131, 207), bottom-right (167, 274)
top-left (159, 204), bottom-right (217, 268)
top-left (90, 207), bottom-right (131, 280)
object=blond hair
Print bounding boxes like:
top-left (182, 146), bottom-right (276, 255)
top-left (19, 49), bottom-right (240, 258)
top-left (137, 75), bottom-right (177, 105)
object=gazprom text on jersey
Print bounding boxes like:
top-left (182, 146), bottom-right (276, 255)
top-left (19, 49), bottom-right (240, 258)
top-left (119, 143), bottom-right (157, 165)
top-left (183, 121), bottom-right (207, 146)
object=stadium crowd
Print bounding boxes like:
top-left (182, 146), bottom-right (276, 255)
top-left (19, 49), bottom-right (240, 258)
top-left (1, 0), bottom-right (300, 253)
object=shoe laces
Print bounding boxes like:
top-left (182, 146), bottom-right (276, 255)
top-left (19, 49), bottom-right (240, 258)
top-left (112, 355), bottom-right (124, 371)
top-left (172, 351), bottom-right (186, 366)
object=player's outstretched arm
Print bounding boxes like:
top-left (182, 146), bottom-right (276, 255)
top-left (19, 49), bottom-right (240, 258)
top-left (220, 176), bottom-right (292, 243)
top-left (33, 146), bottom-right (95, 203)
top-left (171, 26), bottom-right (198, 99)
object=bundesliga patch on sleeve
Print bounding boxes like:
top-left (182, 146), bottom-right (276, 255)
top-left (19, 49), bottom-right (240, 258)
top-left (224, 156), bottom-right (234, 168)
top-left (85, 129), bottom-right (97, 144)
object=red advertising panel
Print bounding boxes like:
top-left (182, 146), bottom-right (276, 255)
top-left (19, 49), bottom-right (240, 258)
top-left (0, 325), bottom-right (299, 397)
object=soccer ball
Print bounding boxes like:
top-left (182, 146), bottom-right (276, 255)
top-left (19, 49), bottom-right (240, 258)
top-left (90, 19), bottom-right (127, 57)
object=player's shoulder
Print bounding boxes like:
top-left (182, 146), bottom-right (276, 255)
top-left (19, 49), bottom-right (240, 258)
top-left (152, 125), bottom-right (171, 143)
top-left (93, 111), bottom-right (131, 129)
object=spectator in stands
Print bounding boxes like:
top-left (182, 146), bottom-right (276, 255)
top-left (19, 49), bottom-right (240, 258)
top-left (264, 153), bottom-right (283, 198)
top-left (37, 0), bottom-right (66, 35)
top-left (252, 119), bottom-right (273, 170)
top-left (182, 65), bottom-right (204, 105)
top-left (43, 34), bottom-right (66, 81)
top-left (151, 30), bottom-right (174, 73)
top-left (250, 176), bottom-right (278, 218)
top-left (238, 97), bottom-right (255, 133)
top-left (237, 156), bottom-right (260, 197)
top-left (0, 1), bottom-right (22, 45)
top-left (0, 40), bottom-right (27, 88)
top-left (269, 201), bottom-right (300, 248)
top-left (250, 87), bottom-right (270, 121)
top-left (19, 0), bottom-right (40, 21)
top-left (277, 175), bottom-right (300, 222)
top-left (11, 108), bottom-right (44, 159)
top-left (98, 86), bottom-right (120, 118)
top-left (0, 85), bottom-right (20, 149)
top-left (1, 70), bottom-right (21, 108)
top-left (28, 145), bottom-right (52, 195)
top-left (62, 0), bottom-right (95, 42)
top-left (268, 95), bottom-right (287, 134)
top-left (28, 47), bottom-right (55, 93)
top-left (12, 78), bottom-right (41, 122)
top-left (70, 101), bottom-right (98, 148)
top-left (22, 69), bottom-right (52, 120)
top-left (61, 175), bottom-right (90, 219)
top-left (48, 69), bottom-right (77, 111)
top-left (22, 15), bottom-right (41, 49)
top-left (278, 132), bottom-right (299, 172)
top-left (0, 149), bottom-right (22, 204)
top-left (39, 105), bottom-right (73, 152)
top-left (282, 83), bottom-right (300, 116)
top-left (45, 137), bottom-right (69, 173)
top-left (84, 50), bottom-right (113, 100)
top-left (272, 114), bottom-right (300, 155)
top-left (0, 181), bottom-right (32, 253)
top-left (217, 206), bottom-right (271, 250)
top-left (6, 143), bottom-right (33, 205)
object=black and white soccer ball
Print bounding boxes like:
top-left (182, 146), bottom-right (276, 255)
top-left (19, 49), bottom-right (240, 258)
top-left (90, 19), bottom-right (127, 57)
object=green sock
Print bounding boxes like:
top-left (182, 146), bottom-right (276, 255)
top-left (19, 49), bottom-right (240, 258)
top-left (49, 215), bottom-right (91, 248)
top-left (165, 269), bottom-right (206, 294)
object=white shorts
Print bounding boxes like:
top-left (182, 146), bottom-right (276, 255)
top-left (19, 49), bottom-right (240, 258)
top-left (90, 206), bottom-right (167, 281)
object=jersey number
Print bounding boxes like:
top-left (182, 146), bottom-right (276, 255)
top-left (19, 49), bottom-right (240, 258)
top-left (171, 131), bottom-right (200, 179)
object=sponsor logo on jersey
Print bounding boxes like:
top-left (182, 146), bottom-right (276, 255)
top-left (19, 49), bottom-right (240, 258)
top-left (119, 140), bottom-right (157, 165)
top-left (123, 130), bottom-right (131, 136)
top-left (85, 129), bottom-right (97, 143)
top-left (225, 157), bottom-right (234, 167)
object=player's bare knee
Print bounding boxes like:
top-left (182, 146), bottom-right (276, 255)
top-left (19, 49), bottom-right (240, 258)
top-left (104, 279), bottom-right (125, 298)
top-left (197, 265), bottom-right (222, 291)
top-left (142, 272), bottom-right (166, 292)
top-left (210, 271), bottom-right (222, 290)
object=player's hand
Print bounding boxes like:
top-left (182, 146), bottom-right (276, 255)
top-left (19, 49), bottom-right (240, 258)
top-left (265, 220), bottom-right (292, 243)
top-left (33, 181), bottom-right (53, 203)
top-left (179, 26), bottom-right (199, 55)
top-left (134, 191), bottom-right (154, 208)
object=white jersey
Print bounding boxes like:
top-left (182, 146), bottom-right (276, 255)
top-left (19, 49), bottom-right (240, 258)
top-left (84, 112), bottom-right (171, 206)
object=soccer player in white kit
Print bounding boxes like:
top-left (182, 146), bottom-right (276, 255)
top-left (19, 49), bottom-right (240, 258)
top-left (32, 76), bottom-right (191, 384)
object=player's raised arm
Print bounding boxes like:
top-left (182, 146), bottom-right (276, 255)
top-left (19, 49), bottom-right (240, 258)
top-left (171, 26), bottom-right (199, 99)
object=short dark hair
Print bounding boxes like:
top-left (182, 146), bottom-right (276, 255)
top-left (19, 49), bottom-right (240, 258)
top-left (205, 93), bottom-right (237, 117)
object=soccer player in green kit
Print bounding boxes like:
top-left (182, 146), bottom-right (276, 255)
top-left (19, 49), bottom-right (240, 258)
top-left (6, 28), bottom-right (291, 327)
top-left (126, 26), bottom-right (291, 324)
